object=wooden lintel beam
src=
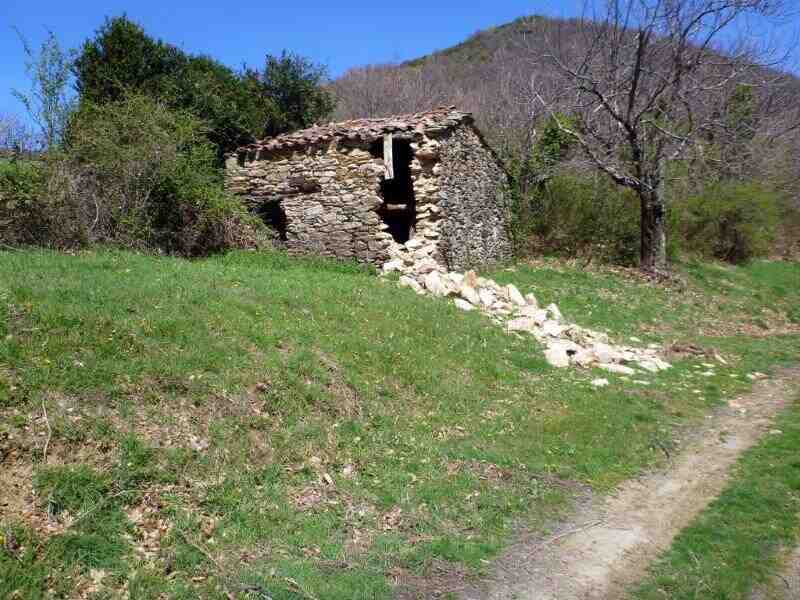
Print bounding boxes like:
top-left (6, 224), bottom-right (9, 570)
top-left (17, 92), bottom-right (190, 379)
top-left (383, 133), bottom-right (394, 180)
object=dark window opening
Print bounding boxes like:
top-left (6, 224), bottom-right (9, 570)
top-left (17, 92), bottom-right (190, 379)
top-left (258, 200), bottom-right (288, 243)
top-left (373, 138), bottom-right (416, 244)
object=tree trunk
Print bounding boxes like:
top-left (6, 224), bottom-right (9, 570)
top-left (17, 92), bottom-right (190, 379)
top-left (640, 191), bottom-right (667, 271)
top-left (640, 157), bottom-right (668, 271)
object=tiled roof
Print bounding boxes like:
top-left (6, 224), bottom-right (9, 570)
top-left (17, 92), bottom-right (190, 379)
top-left (238, 106), bottom-right (472, 153)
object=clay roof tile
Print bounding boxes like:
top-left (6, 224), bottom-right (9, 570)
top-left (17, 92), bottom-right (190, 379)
top-left (237, 107), bottom-right (473, 154)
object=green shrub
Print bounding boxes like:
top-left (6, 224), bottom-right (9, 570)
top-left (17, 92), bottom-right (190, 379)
top-left (512, 173), bottom-right (641, 265)
top-left (0, 159), bottom-right (50, 247)
top-left (150, 142), bottom-right (263, 256)
top-left (2, 94), bottom-right (262, 255)
top-left (0, 159), bottom-right (44, 210)
top-left (510, 166), bottom-right (785, 266)
top-left (68, 94), bottom-right (263, 254)
top-left (65, 94), bottom-right (204, 247)
top-left (73, 16), bottom-right (335, 157)
top-left (674, 181), bottom-right (781, 263)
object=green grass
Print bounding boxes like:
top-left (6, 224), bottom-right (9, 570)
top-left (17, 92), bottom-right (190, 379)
top-left (0, 249), bottom-right (798, 599)
top-left (630, 395), bottom-right (800, 600)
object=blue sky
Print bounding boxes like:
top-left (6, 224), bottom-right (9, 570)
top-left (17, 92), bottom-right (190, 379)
top-left (1, 0), bottom-right (797, 125)
top-left (0, 0), bottom-right (582, 120)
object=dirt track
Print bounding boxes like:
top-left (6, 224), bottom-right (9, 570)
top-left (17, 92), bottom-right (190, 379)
top-left (750, 545), bottom-right (800, 600)
top-left (463, 368), bottom-right (799, 600)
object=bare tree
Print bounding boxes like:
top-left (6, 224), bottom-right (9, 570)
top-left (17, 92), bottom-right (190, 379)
top-left (12, 29), bottom-right (75, 149)
top-left (0, 113), bottom-right (37, 156)
top-left (532, 0), bottom-right (794, 271)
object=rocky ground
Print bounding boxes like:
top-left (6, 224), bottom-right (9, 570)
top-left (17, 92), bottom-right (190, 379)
top-left (382, 242), bottom-right (671, 378)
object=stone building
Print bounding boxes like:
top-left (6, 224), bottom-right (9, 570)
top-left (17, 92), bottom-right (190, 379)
top-left (225, 107), bottom-right (511, 270)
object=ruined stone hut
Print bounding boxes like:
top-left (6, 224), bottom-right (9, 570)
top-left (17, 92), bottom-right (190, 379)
top-left (225, 107), bottom-right (512, 270)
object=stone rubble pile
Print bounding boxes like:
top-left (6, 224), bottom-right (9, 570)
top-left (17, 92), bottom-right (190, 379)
top-left (382, 247), bottom-right (671, 374)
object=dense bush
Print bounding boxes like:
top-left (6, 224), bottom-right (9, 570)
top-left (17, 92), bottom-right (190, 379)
top-left (4, 16), bottom-right (341, 256)
top-left (0, 159), bottom-right (47, 246)
top-left (672, 181), bottom-right (782, 263)
top-left (1, 95), bottom-right (262, 255)
top-left (73, 17), bottom-right (258, 156)
top-left (512, 173), bottom-right (642, 265)
top-left (0, 155), bottom-right (104, 249)
top-left (245, 52), bottom-right (337, 138)
top-left (509, 171), bottom-right (788, 265)
top-left (73, 17), bottom-right (334, 157)
top-left (148, 141), bottom-right (264, 256)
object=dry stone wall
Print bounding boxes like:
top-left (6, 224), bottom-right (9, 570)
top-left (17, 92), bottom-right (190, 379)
top-left (226, 123), bottom-right (512, 269)
top-left (437, 126), bottom-right (512, 270)
top-left (227, 142), bottom-right (395, 263)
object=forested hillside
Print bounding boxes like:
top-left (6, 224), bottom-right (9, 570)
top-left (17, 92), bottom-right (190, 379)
top-left (333, 16), bottom-right (800, 262)
top-left (335, 15), bottom-right (800, 171)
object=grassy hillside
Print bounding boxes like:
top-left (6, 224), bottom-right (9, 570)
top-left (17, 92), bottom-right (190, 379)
top-left (1, 249), bottom-right (798, 599)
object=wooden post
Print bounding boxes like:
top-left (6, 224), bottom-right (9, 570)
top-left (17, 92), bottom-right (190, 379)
top-left (383, 133), bottom-right (394, 180)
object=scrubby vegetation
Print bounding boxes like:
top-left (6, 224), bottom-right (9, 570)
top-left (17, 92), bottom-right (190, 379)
top-left (2, 95), bottom-right (262, 254)
top-left (1, 16), bottom-right (334, 256)
top-left (73, 17), bottom-right (334, 158)
top-left (512, 173), bottom-right (790, 266)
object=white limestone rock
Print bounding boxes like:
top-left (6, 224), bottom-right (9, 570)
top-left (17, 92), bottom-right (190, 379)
top-left (460, 284), bottom-right (481, 306)
top-left (599, 363), bottom-right (637, 376)
top-left (454, 298), bottom-right (476, 312)
top-left (516, 305), bottom-right (549, 326)
top-left (384, 257), bottom-right (672, 375)
top-left (505, 284), bottom-right (527, 306)
top-left (398, 275), bottom-right (422, 293)
top-left (507, 317), bottom-right (537, 333)
top-left (423, 271), bottom-right (449, 297)
top-left (413, 258), bottom-right (440, 275)
top-left (572, 348), bottom-right (598, 367)
top-left (544, 344), bottom-right (572, 368)
top-left (541, 320), bottom-right (568, 338)
top-left (635, 359), bottom-right (663, 373)
top-left (444, 272), bottom-right (464, 288)
top-left (644, 357), bottom-right (671, 371)
top-left (592, 342), bottom-right (624, 364)
top-left (478, 288), bottom-right (496, 307)
top-left (545, 303), bottom-right (563, 322)
top-left (382, 259), bottom-right (404, 274)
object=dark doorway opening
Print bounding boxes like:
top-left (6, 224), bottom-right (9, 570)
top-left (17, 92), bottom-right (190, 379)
top-left (372, 139), bottom-right (416, 244)
top-left (258, 200), bottom-right (288, 243)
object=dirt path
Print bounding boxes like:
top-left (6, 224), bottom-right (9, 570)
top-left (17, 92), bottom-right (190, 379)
top-left (749, 545), bottom-right (800, 600)
top-left (462, 368), bottom-right (800, 600)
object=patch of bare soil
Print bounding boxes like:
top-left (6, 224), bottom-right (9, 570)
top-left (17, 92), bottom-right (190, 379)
top-left (461, 368), bottom-right (800, 600)
top-left (750, 545), bottom-right (800, 600)
top-left (0, 457), bottom-right (41, 530)
top-left (394, 559), bottom-right (472, 600)
top-left (0, 399), bottom-right (113, 538)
